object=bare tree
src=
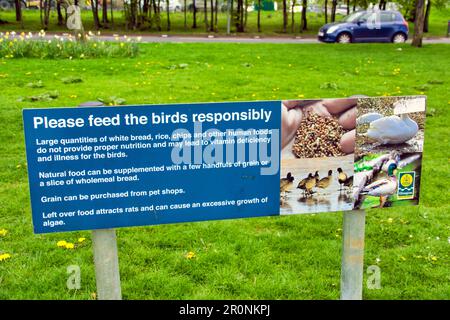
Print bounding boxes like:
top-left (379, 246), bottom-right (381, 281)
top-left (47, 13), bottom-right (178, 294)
top-left (282, 0), bottom-right (287, 33)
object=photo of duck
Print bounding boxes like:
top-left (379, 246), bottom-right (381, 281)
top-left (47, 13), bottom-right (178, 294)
top-left (317, 170), bottom-right (332, 190)
top-left (297, 173), bottom-right (312, 197)
top-left (337, 168), bottom-right (353, 191)
top-left (305, 173), bottom-right (317, 197)
top-left (360, 163), bottom-right (398, 208)
top-left (280, 172), bottom-right (295, 195)
top-left (313, 171), bottom-right (320, 184)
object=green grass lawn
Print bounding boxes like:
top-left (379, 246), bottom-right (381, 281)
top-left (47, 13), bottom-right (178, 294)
top-left (0, 43), bottom-right (449, 299)
top-left (0, 7), bottom-right (449, 37)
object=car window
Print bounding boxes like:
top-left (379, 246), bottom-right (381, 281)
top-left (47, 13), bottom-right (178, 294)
top-left (380, 12), bottom-right (395, 22)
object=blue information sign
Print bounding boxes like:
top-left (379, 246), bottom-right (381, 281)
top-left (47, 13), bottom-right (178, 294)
top-left (23, 101), bottom-right (281, 233)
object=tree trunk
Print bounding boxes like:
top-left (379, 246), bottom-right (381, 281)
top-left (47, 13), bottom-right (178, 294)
top-left (56, 0), bottom-right (64, 26)
top-left (282, 0), bottom-right (287, 33)
top-left (214, 0), bottom-right (218, 31)
top-left (240, 0), bottom-right (244, 31)
top-left (110, 0), bottom-right (115, 29)
top-left (157, 0), bottom-right (161, 30)
top-left (325, 0), bottom-right (328, 23)
top-left (14, 0), bottom-right (22, 22)
top-left (291, 0), bottom-right (296, 33)
top-left (210, 0), bottom-right (214, 32)
top-left (204, 0), bottom-right (208, 31)
top-left (91, 0), bottom-right (101, 29)
top-left (102, 0), bottom-right (108, 24)
top-left (257, 0), bottom-right (261, 32)
top-left (423, 0), bottom-right (431, 33)
top-left (300, 0), bottom-right (307, 31)
top-left (236, 0), bottom-right (245, 32)
top-left (412, 0), bottom-right (425, 47)
top-left (184, 0), bottom-right (187, 30)
top-left (166, 0), bottom-right (170, 30)
top-left (192, 0), bottom-right (197, 28)
top-left (346, 0), bottom-right (350, 14)
top-left (331, 0), bottom-right (337, 22)
top-left (244, 0), bottom-right (248, 28)
top-left (352, 0), bottom-right (356, 12)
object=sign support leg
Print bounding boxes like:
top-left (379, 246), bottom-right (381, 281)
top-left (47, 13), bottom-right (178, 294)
top-left (92, 229), bottom-right (122, 300)
top-left (340, 209), bottom-right (366, 300)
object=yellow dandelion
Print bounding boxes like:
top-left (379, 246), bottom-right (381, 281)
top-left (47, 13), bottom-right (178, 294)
top-left (78, 237), bottom-right (86, 243)
top-left (69, 95), bottom-right (77, 99)
top-left (431, 256), bottom-right (437, 262)
top-left (57, 240), bottom-right (67, 247)
top-left (65, 242), bottom-right (75, 249)
top-left (0, 229), bottom-right (8, 237)
top-left (120, 42), bottom-right (125, 47)
top-left (297, 94), bottom-right (304, 98)
top-left (387, 218), bottom-right (393, 223)
top-left (400, 256), bottom-right (406, 261)
top-left (0, 253), bottom-right (12, 262)
top-left (186, 251), bottom-right (196, 259)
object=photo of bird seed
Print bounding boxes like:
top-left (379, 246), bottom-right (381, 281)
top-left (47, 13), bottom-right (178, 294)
top-left (292, 112), bottom-right (345, 158)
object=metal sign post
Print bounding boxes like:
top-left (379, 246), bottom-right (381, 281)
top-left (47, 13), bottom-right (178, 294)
top-left (340, 210), bottom-right (366, 300)
top-left (92, 228), bottom-right (122, 300)
top-left (78, 102), bottom-right (122, 300)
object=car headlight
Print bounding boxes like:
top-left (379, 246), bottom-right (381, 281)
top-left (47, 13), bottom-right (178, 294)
top-left (326, 25), bottom-right (340, 34)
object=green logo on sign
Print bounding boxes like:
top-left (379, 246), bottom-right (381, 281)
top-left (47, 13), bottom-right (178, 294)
top-left (397, 171), bottom-right (415, 200)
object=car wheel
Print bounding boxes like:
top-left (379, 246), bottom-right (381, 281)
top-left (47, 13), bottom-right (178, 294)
top-left (0, 0), bottom-right (12, 10)
top-left (392, 33), bottom-right (406, 43)
top-left (337, 33), bottom-right (351, 44)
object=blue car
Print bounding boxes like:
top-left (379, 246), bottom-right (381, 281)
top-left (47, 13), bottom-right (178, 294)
top-left (318, 10), bottom-right (409, 43)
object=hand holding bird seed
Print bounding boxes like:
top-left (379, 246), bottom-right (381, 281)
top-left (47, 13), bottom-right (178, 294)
top-left (281, 99), bottom-right (357, 157)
